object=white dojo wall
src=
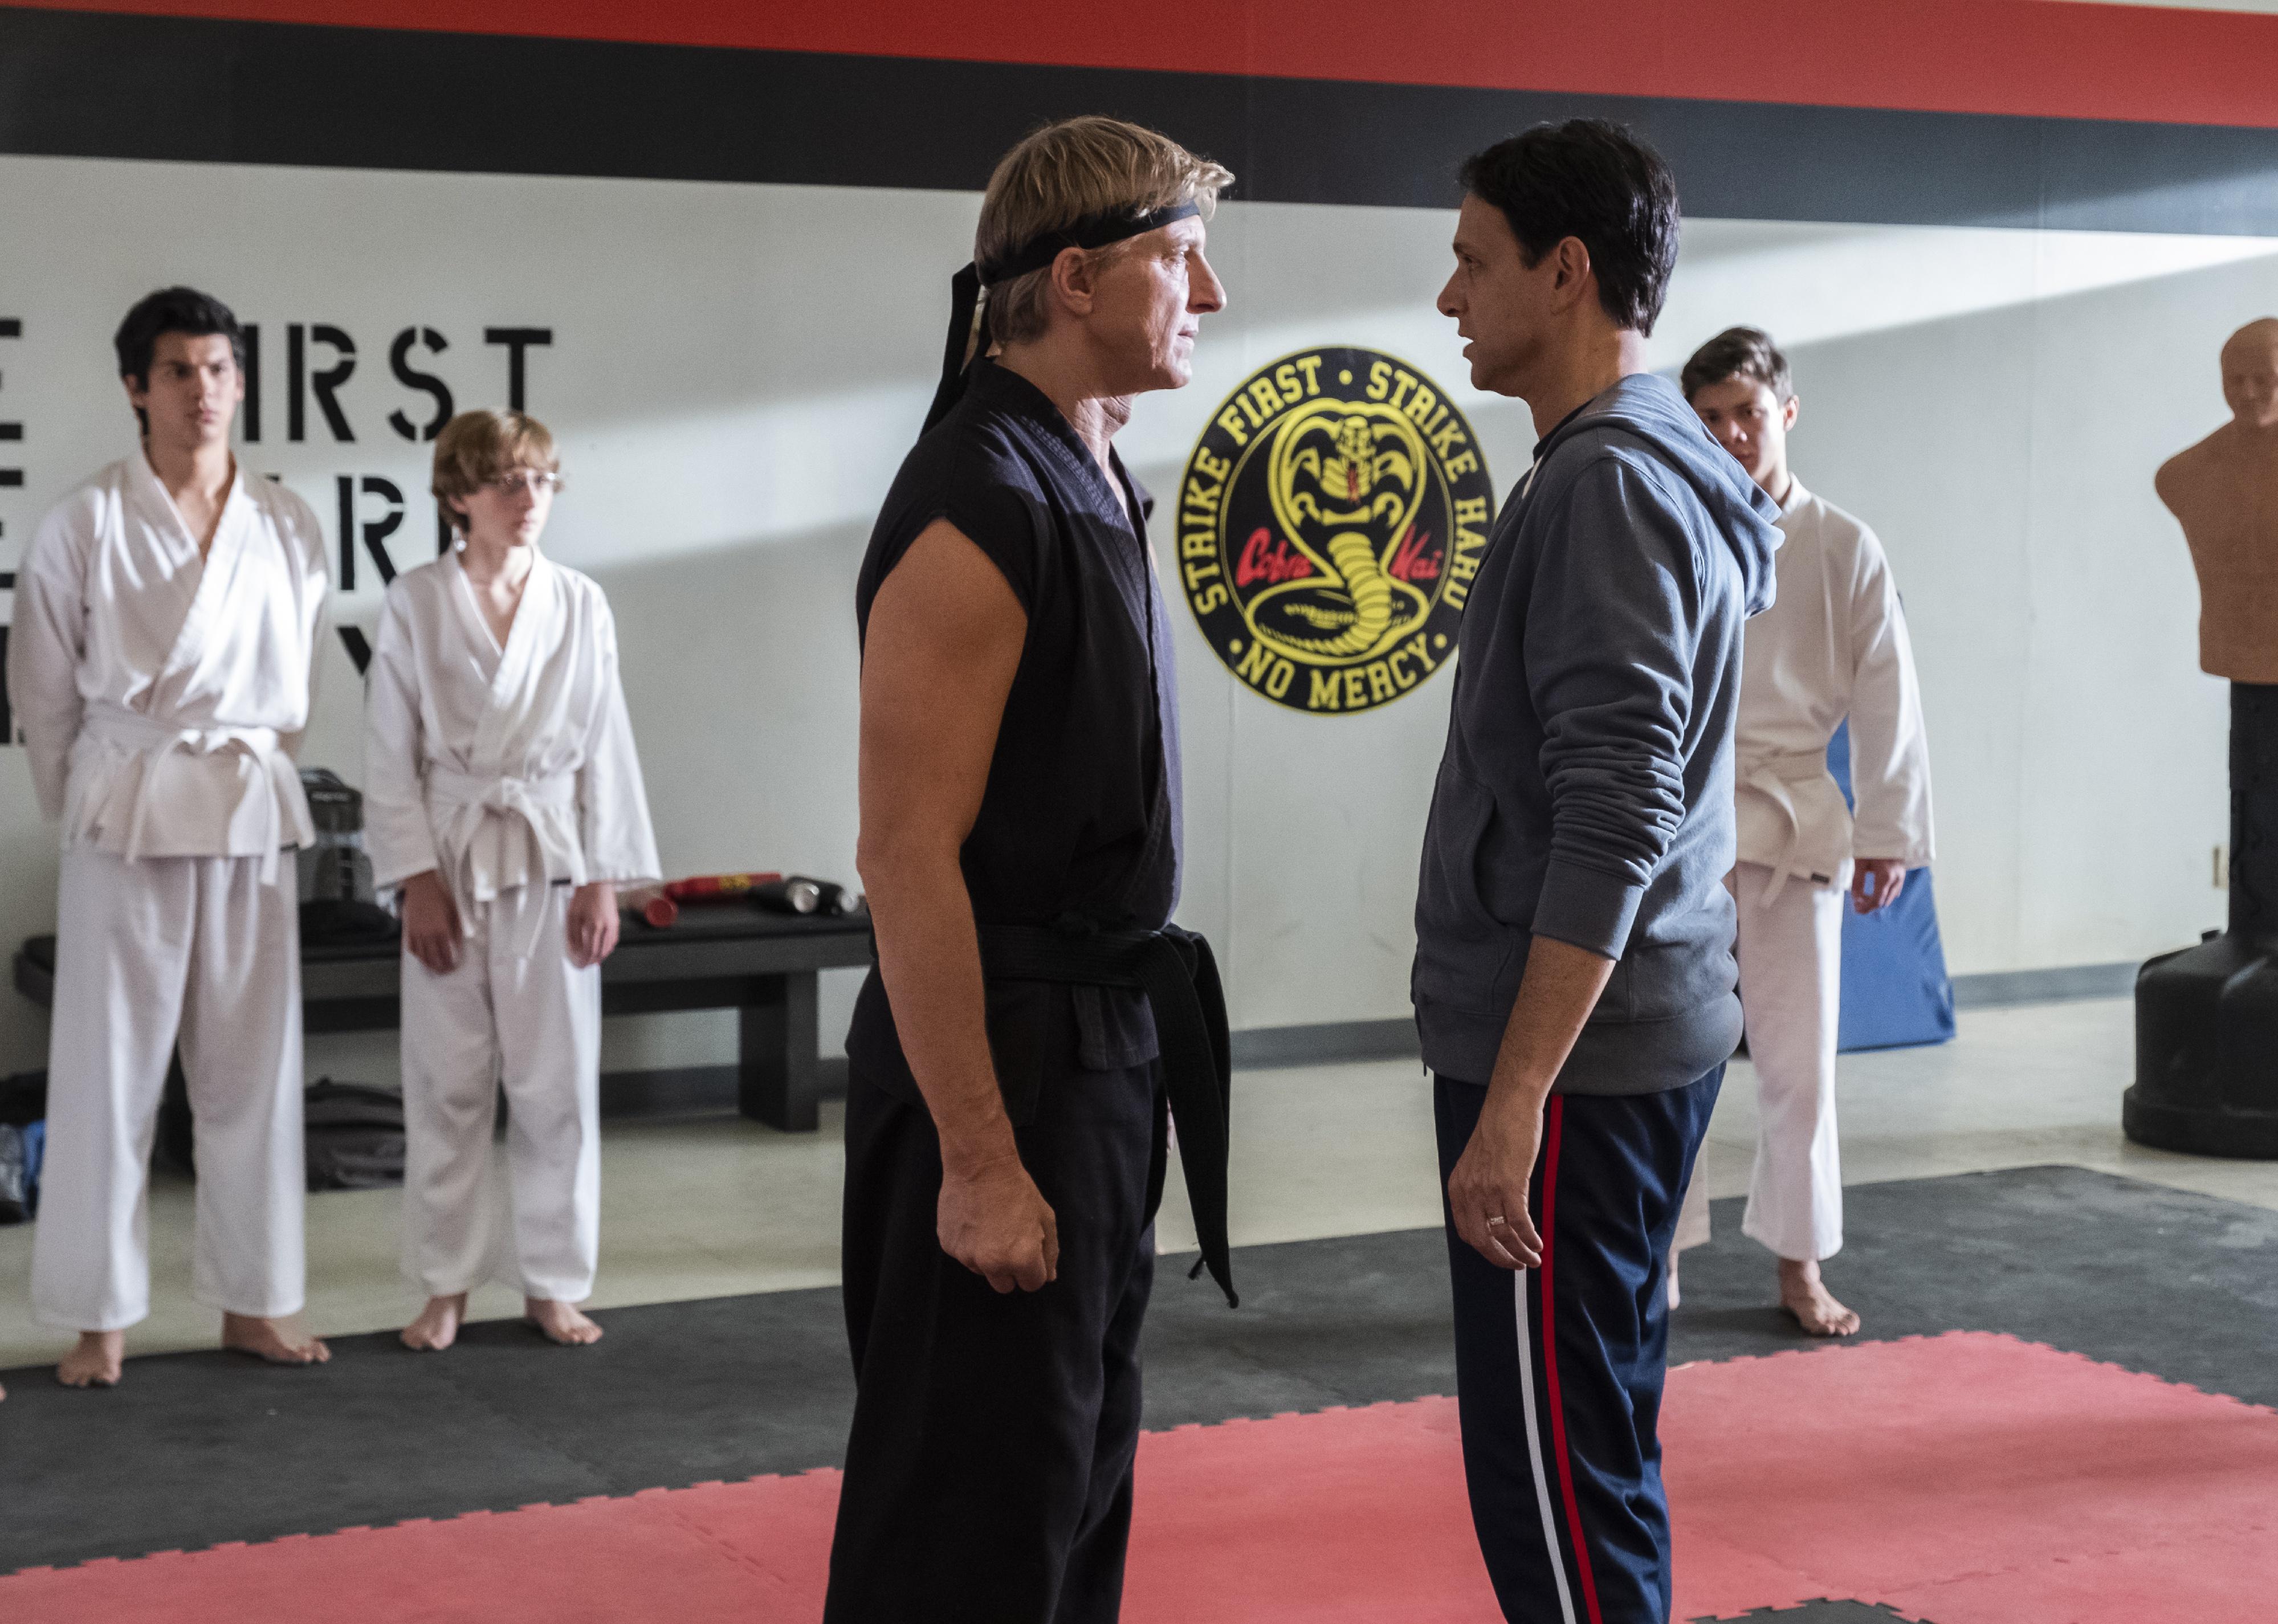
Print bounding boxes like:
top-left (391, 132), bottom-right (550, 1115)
top-left (0, 153), bottom-right (2267, 1081)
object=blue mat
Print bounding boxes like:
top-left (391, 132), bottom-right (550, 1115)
top-left (1828, 720), bottom-right (1955, 1052)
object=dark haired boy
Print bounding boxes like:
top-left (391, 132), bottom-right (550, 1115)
top-left (1413, 120), bottom-right (1779, 1621)
top-left (6, 286), bottom-right (331, 1387)
top-left (1673, 327), bottom-right (1933, 1338)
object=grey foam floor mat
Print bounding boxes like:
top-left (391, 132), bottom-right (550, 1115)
top-left (1697, 1606), bottom-right (1924, 1622)
top-left (1, 1164), bottom-right (2271, 1574)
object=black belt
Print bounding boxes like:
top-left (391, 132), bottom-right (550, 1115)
top-left (980, 918), bottom-right (1237, 1308)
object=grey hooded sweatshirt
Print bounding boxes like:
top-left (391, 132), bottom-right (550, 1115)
top-left (1412, 372), bottom-right (1781, 1094)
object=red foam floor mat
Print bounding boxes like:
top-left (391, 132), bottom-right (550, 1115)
top-left (6, 1332), bottom-right (2272, 1623)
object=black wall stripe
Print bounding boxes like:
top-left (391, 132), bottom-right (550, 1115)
top-left (3, 7), bottom-right (2278, 234)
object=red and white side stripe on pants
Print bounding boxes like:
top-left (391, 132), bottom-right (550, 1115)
top-left (1510, 1096), bottom-right (1605, 1624)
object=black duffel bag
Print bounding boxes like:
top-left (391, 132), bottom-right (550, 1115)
top-left (0, 1122), bottom-right (40, 1223)
top-left (304, 1079), bottom-right (406, 1192)
top-left (0, 1071), bottom-right (47, 1222)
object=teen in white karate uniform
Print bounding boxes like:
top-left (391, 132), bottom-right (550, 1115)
top-left (363, 410), bottom-right (659, 1351)
top-left (7, 288), bottom-right (332, 1389)
top-left (1674, 329), bottom-right (1933, 1336)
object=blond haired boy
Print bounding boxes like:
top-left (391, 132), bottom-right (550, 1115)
top-left (364, 410), bottom-right (659, 1349)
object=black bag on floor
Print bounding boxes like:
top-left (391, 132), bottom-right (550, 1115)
top-left (0, 1071), bottom-right (48, 1222)
top-left (0, 1121), bottom-right (40, 1223)
top-left (0, 1070), bottom-right (46, 1127)
top-left (304, 1079), bottom-right (406, 1192)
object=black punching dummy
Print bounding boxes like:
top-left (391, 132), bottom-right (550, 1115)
top-left (2130, 321), bottom-right (2278, 1158)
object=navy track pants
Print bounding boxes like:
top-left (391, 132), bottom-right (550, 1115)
top-left (1435, 1067), bottom-right (1723, 1624)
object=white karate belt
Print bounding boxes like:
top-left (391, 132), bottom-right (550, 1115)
top-left (1738, 747), bottom-right (1846, 909)
top-left (83, 703), bottom-right (298, 884)
top-left (423, 762), bottom-right (583, 958)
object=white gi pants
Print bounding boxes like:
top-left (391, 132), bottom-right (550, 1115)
top-left (1675, 861), bottom-right (1846, 1262)
top-left (31, 847), bottom-right (307, 1330)
top-left (399, 882), bottom-right (601, 1303)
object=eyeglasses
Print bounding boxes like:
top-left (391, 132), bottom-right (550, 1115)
top-left (483, 471), bottom-right (563, 497)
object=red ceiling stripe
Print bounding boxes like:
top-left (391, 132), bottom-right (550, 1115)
top-left (10, 0), bottom-right (2277, 131)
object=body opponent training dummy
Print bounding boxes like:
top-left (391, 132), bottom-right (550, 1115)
top-left (364, 411), bottom-right (660, 1350)
top-left (7, 288), bottom-right (332, 1388)
top-left (2130, 318), bottom-right (2278, 1158)
top-left (2158, 319), bottom-right (2278, 687)
top-left (1674, 328), bottom-right (1934, 1336)
top-left (1413, 123), bottom-right (1780, 1623)
top-left (826, 116), bottom-right (1236, 1624)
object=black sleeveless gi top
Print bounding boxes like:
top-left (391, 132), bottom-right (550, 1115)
top-left (847, 359), bottom-right (1183, 1115)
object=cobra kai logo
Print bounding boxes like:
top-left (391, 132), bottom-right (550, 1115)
top-left (1177, 348), bottom-right (1494, 714)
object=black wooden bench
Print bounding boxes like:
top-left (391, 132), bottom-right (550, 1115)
top-left (13, 905), bottom-right (873, 1133)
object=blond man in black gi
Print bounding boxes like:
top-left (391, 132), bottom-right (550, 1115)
top-left (826, 117), bottom-right (1237, 1624)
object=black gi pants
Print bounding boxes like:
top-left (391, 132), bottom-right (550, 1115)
top-left (823, 1051), bottom-right (1167, 1624)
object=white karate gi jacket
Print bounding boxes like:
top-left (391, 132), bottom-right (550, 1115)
top-left (7, 453), bottom-right (328, 872)
top-left (1734, 479), bottom-right (1934, 900)
top-left (363, 550), bottom-right (661, 936)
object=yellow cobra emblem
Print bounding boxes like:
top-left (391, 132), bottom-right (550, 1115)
top-left (1178, 346), bottom-right (1495, 715)
top-left (1255, 399), bottom-right (1432, 663)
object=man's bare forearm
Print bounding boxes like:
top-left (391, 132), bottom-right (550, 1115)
top-left (863, 846), bottom-right (1020, 1177)
top-left (1485, 935), bottom-right (1617, 1108)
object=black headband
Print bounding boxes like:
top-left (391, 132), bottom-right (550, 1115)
top-left (976, 199), bottom-right (1201, 287)
top-left (922, 199), bottom-right (1204, 432)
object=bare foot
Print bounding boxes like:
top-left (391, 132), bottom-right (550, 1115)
top-left (221, 1313), bottom-right (332, 1365)
top-left (58, 1330), bottom-right (126, 1388)
top-left (1778, 1257), bottom-right (1861, 1337)
top-left (524, 1297), bottom-right (604, 1346)
top-left (58, 1330), bottom-right (125, 1388)
top-left (401, 1293), bottom-right (468, 1352)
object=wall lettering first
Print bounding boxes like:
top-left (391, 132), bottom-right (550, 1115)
top-left (241, 323), bottom-right (555, 598)
top-left (237, 323), bottom-right (550, 446)
top-left (0, 315), bottom-right (556, 705)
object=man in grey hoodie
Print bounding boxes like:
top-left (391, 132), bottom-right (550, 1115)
top-left (1413, 120), bottom-right (1780, 1623)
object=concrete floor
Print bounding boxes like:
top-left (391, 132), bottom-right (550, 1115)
top-left (2, 994), bottom-right (2272, 1372)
